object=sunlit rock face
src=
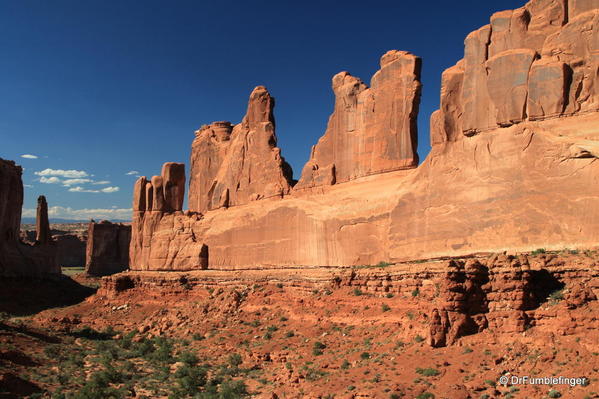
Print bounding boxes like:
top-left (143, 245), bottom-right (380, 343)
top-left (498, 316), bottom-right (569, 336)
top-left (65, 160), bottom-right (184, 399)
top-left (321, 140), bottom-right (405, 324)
top-left (129, 0), bottom-right (599, 271)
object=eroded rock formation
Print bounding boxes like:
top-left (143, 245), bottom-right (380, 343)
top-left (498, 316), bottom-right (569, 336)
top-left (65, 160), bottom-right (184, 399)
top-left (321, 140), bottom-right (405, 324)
top-left (431, 0), bottom-right (599, 144)
top-left (296, 50), bottom-right (421, 189)
top-left (129, 0), bottom-right (599, 272)
top-left (188, 86), bottom-right (294, 213)
top-left (0, 159), bottom-right (58, 277)
top-left (85, 221), bottom-right (131, 276)
top-left (35, 196), bottom-right (51, 244)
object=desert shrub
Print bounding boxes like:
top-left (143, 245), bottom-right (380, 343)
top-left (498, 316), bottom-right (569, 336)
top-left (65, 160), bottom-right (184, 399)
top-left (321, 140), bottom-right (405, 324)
top-left (72, 326), bottom-right (112, 340)
top-left (228, 353), bottom-right (243, 368)
top-left (353, 288), bottom-right (363, 296)
top-left (218, 379), bottom-right (249, 398)
top-left (414, 335), bottom-right (425, 343)
top-left (531, 248), bottom-right (546, 256)
top-left (192, 333), bottom-right (205, 341)
top-left (411, 288), bottom-right (420, 297)
top-left (305, 367), bottom-right (328, 381)
top-left (44, 345), bottom-right (61, 358)
top-left (548, 289), bottom-right (564, 302)
top-left (382, 304), bottom-right (391, 312)
top-left (360, 352), bottom-right (370, 360)
top-left (179, 350), bottom-right (199, 366)
top-left (341, 359), bottom-right (350, 369)
top-left (416, 367), bottom-right (440, 377)
top-left (171, 364), bottom-right (208, 396)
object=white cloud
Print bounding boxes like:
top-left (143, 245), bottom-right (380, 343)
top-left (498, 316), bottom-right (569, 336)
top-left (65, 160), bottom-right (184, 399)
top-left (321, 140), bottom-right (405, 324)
top-left (24, 184), bottom-right (34, 188)
top-left (68, 186), bottom-right (119, 194)
top-left (21, 154), bottom-right (38, 159)
top-left (62, 178), bottom-right (92, 186)
top-left (35, 168), bottom-right (88, 178)
top-left (126, 170), bottom-right (139, 175)
top-left (92, 180), bottom-right (111, 185)
top-left (22, 206), bottom-right (132, 221)
top-left (40, 176), bottom-right (62, 184)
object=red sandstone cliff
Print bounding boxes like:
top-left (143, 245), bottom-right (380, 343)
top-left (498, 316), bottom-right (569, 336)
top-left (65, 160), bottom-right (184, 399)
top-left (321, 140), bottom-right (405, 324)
top-left (0, 159), bottom-right (58, 277)
top-left (129, 0), bottom-right (599, 271)
top-left (296, 50), bottom-right (421, 189)
top-left (430, 0), bottom-right (599, 144)
top-left (188, 86), bottom-right (294, 213)
top-left (85, 221), bottom-right (131, 276)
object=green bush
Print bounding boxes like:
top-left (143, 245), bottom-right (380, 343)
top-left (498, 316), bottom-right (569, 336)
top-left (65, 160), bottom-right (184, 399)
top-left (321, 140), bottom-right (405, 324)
top-left (416, 367), bottom-right (440, 377)
top-left (228, 353), bottom-right (243, 368)
top-left (179, 350), bottom-right (199, 366)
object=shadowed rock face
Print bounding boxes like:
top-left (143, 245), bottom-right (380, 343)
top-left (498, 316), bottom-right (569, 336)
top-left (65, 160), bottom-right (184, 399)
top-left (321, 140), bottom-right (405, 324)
top-left (35, 196), bottom-right (51, 244)
top-left (296, 50), bottom-right (421, 189)
top-left (188, 86), bottom-right (294, 214)
top-left (0, 159), bottom-right (58, 277)
top-left (85, 221), bottom-right (131, 276)
top-left (129, 0), bottom-right (599, 271)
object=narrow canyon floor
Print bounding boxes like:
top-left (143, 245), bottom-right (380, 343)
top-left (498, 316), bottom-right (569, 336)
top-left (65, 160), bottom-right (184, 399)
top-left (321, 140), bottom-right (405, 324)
top-left (1, 251), bottom-right (598, 399)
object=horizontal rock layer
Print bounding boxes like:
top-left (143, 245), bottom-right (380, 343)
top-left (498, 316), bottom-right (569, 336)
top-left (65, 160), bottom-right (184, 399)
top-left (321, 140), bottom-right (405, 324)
top-left (103, 252), bottom-right (599, 346)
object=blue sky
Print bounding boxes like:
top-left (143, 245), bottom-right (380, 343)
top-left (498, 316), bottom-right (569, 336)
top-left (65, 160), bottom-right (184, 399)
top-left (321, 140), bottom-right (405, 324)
top-left (1, 0), bottom-right (524, 220)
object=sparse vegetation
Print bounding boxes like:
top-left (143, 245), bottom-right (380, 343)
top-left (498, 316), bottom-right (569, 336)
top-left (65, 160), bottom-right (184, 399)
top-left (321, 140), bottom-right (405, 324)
top-left (531, 248), bottom-right (546, 256)
top-left (548, 288), bottom-right (564, 303)
top-left (416, 367), bottom-right (440, 377)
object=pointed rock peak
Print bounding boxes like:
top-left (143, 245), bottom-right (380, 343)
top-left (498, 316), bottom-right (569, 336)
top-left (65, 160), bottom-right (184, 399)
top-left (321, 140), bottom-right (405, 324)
top-left (36, 195), bottom-right (51, 244)
top-left (243, 85), bottom-right (274, 130)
